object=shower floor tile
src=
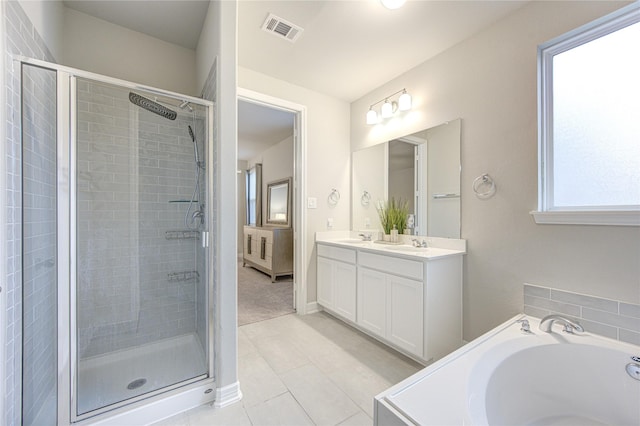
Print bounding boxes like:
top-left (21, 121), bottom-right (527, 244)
top-left (78, 333), bottom-right (206, 415)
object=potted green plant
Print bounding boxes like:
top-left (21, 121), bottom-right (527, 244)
top-left (376, 197), bottom-right (409, 238)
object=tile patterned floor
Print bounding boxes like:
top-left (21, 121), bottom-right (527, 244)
top-left (154, 312), bottom-right (423, 426)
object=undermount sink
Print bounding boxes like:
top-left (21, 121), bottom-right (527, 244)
top-left (336, 239), bottom-right (369, 244)
top-left (384, 245), bottom-right (428, 252)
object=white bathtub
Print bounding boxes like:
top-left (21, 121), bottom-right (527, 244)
top-left (375, 315), bottom-right (640, 425)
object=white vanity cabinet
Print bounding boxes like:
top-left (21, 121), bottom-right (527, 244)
top-left (316, 244), bottom-right (357, 322)
top-left (358, 252), bottom-right (424, 358)
top-left (316, 240), bottom-right (463, 364)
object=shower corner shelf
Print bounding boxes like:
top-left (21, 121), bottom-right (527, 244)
top-left (165, 230), bottom-right (200, 240)
top-left (168, 270), bottom-right (200, 282)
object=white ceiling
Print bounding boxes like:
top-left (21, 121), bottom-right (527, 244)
top-left (62, 0), bottom-right (528, 159)
top-left (238, 101), bottom-right (295, 162)
top-left (238, 0), bottom-right (527, 102)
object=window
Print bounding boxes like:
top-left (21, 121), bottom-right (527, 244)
top-left (533, 3), bottom-right (640, 226)
top-left (246, 167), bottom-right (257, 226)
top-left (246, 163), bottom-right (262, 226)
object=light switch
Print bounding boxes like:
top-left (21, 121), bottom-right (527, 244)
top-left (327, 218), bottom-right (334, 228)
top-left (307, 197), bottom-right (317, 209)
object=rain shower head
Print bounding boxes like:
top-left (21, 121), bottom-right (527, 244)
top-left (129, 92), bottom-right (177, 120)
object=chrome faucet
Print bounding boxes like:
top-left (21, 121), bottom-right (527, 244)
top-left (411, 238), bottom-right (427, 248)
top-left (539, 314), bottom-right (584, 334)
top-left (358, 233), bottom-right (372, 241)
top-left (516, 319), bottom-right (531, 333)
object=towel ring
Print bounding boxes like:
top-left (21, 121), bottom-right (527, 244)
top-left (473, 173), bottom-right (496, 199)
top-left (328, 188), bottom-right (340, 205)
top-left (361, 191), bottom-right (371, 206)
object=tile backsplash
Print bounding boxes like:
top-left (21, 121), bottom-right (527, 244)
top-left (524, 283), bottom-right (640, 346)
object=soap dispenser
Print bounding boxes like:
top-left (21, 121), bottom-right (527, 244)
top-left (391, 225), bottom-right (398, 243)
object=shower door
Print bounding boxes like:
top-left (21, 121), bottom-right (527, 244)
top-left (71, 76), bottom-right (211, 418)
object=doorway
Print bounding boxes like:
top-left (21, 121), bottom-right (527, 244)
top-left (237, 96), bottom-right (297, 325)
top-left (237, 89), bottom-right (306, 325)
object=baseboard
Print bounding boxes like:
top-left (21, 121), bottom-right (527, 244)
top-left (214, 381), bottom-right (243, 408)
top-left (305, 301), bottom-right (320, 314)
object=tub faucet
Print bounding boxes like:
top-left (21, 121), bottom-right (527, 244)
top-left (539, 314), bottom-right (584, 334)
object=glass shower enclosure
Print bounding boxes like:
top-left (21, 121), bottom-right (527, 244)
top-left (20, 59), bottom-right (214, 423)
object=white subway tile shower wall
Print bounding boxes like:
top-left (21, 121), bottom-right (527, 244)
top-left (21, 64), bottom-right (58, 426)
top-left (524, 284), bottom-right (640, 345)
top-left (76, 79), bottom-right (206, 358)
top-left (4, 2), bottom-right (57, 425)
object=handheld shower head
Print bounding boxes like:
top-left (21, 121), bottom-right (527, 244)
top-left (187, 125), bottom-right (200, 168)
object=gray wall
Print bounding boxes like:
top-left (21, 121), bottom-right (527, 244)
top-left (350, 1), bottom-right (639, 341)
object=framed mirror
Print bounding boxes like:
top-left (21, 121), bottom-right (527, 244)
top-left (266, 177), bottom-right (292, 227)
top-left (352, 119), bottom-right (461, 238)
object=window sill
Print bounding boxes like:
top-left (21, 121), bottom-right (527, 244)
top-left (530, 210), bottom-right (640, 226)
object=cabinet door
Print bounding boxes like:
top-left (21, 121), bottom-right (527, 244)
top-left (316, 256), bottom-right (334, 309)
top-left (387, 275), bottom-right (424, 357)
top-left (357, 267), bottom-right (386, 336)
top-left (333, 262), bottom-right (356, 322)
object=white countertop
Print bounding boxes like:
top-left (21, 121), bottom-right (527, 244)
top-left (315, 231), bottom-right (466, 260)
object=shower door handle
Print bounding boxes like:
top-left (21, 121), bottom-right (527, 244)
top-left (202, 231), bottom-right (209, 248)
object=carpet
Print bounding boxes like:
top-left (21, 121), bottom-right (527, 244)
top-left (237, 261), bottom-right (295, 326)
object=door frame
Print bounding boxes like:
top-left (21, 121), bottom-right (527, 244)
top-left (237, 88), bottom-right (308, 314)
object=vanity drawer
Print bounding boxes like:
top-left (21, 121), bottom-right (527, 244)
top-left (358, 251), bottom-right (423, 281)
top-left (317, 243), bottom-right (357, 264)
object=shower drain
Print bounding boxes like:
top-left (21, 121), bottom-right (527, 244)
top-left (127, 378), bottom-right (147, 390)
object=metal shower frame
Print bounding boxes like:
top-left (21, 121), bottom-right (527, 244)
top-left (15, 56), bottom-right (216, 425)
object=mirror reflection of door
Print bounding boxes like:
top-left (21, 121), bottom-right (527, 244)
top-left (388, 139), bottom-right (416, 226)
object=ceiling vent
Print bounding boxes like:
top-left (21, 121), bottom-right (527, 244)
top-left (261, 13), bottom-right (303, 43)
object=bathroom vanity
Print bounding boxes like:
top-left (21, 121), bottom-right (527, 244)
top-left (316, 236), bottom-right (465, 364)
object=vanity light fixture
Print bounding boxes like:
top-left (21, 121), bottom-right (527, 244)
top-left (366, 108), bottom-right (378, 125)
top-left (381, 99), bottom-right (394, 118)
top-left (365, 88), bottom-right (412, 124)
top-left (381, 0), bottom-right (406, 10)
top-left (398, 90), bottom-right (412, 111)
